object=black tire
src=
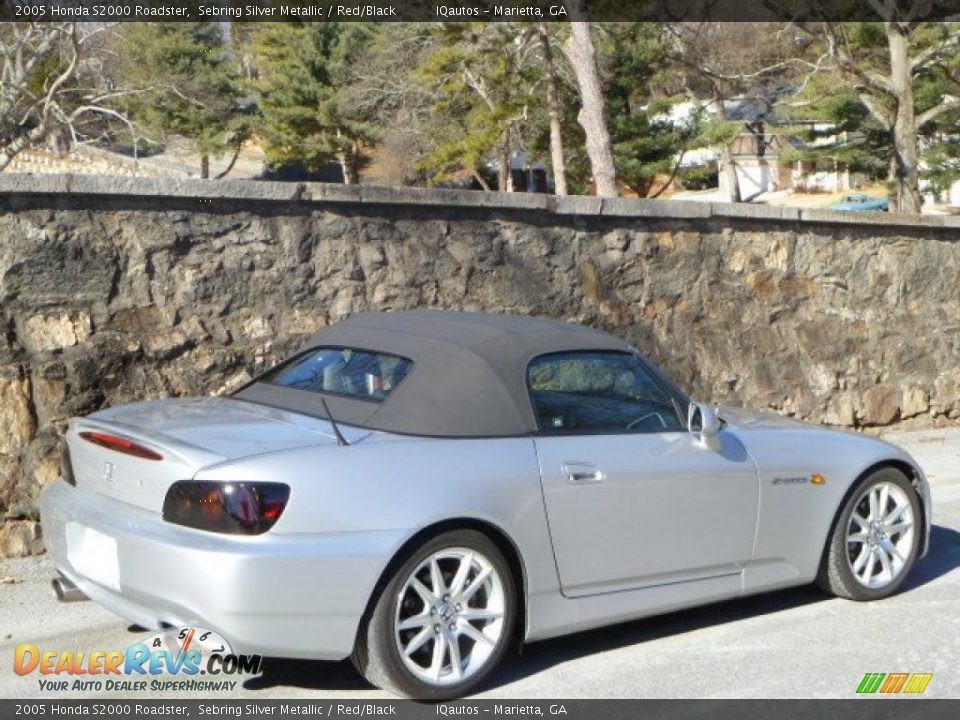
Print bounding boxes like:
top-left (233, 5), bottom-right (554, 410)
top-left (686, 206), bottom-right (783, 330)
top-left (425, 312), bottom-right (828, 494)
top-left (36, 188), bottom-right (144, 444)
top-left (351, 529), bottom-right (517, 700)
top-left (817, 467), bottom-right (921, 601)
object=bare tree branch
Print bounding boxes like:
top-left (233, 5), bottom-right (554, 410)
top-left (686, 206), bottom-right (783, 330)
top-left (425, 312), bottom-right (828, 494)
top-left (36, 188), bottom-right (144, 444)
top-left (0, 22), bottom-right (133, 171)
top-left (42, 25), bottom-right (80, 118)
top-left (917, 96), bottom-right (960, 125)
top-left (858, 89), bottom-right (895, 125)
top-left (910, 32), bottom-right (960, 71)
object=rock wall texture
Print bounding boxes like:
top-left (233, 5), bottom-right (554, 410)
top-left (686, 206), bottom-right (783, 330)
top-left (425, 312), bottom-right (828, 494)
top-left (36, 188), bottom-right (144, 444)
top-left (1, 174), bottom-right (959, 556)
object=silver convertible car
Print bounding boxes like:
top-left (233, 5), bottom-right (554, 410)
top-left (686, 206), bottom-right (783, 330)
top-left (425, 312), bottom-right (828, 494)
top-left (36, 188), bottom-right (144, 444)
top-left (42, 311), bottom-right (930, 698)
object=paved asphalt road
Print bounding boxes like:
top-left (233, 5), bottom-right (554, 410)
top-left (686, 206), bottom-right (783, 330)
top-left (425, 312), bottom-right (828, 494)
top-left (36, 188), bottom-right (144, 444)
top-left (2, 427), bottom-right (959, 700)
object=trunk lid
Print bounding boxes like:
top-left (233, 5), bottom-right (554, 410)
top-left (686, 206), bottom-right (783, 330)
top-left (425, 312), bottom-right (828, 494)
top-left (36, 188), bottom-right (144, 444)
top-left (67, 397), bottom-right (338, 513)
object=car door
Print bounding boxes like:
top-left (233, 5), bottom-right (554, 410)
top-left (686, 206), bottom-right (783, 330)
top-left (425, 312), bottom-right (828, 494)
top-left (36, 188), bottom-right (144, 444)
top-left (529, 351), bottom-right (759, 598)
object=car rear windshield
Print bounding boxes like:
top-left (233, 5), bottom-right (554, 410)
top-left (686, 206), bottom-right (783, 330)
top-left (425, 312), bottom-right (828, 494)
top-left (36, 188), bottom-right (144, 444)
top-left (262, 347), bottom-right (413, 402)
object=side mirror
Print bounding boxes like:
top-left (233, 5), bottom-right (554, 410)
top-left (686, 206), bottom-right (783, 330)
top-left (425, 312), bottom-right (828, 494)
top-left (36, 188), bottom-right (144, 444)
top-left (687, 401), bottom-right (721, 439)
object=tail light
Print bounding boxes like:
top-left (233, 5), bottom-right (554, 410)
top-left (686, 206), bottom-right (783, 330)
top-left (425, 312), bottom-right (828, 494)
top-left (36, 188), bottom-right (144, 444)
top-left (79, 431), bottom-right (163, 461)
top-left (162, 481), bottom-right (290, 535)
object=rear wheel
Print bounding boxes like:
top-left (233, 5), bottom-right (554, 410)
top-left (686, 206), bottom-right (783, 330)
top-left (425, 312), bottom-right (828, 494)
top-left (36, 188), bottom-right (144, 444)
top-left (352, 530), bottom-right (516, 699)
top-left (818, 468), bottom-right (921, 600)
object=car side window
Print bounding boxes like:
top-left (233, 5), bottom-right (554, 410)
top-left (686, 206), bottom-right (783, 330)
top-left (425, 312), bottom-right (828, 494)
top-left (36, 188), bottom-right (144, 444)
top-left (527, 351), bottom-right (686, 434)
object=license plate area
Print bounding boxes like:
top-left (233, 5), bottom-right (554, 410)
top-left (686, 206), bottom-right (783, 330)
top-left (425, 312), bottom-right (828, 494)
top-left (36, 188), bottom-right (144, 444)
top-left (66, 522), bottom-right (120, 591)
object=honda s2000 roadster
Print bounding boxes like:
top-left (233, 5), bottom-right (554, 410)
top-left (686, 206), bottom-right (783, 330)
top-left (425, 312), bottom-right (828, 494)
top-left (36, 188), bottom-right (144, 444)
top-left (43, 311), bottom-right (930, 698)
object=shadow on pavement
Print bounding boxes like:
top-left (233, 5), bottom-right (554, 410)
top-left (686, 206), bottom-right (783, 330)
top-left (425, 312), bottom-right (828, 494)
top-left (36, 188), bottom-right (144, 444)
top-left (243, 523), bottom-right (960, 694)
top-left (244, 658), bottom-right (373, 692)
top-left (902, 523), bottom-right (960, 590)
top-left (243, 586), bottom-right (827, 694)
top-left (495, 585), bottom-right (828, 688)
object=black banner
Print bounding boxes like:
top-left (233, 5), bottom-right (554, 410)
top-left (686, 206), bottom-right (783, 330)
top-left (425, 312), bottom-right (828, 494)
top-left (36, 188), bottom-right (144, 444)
top-left (1, 700), bottom-right (959, 720)
top-left (2, 0), bottom-right (960, 23)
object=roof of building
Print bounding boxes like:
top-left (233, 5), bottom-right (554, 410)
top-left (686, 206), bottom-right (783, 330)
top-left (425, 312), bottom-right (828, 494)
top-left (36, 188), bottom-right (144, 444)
top-left (235, 310), bottom-right (634, 437)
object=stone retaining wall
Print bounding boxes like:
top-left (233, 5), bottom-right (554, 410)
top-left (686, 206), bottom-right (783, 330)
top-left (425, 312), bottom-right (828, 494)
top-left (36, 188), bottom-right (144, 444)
top-left (1, 174), bottom-right (958, 555)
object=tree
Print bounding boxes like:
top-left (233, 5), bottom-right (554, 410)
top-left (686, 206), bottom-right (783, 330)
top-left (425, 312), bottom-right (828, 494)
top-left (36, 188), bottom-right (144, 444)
top-left (537, 23), bottom-right (568, 196)
top-left (0, 23), bottom-right (128, 171)
top-left (417, 23), bottom-right (540, 191)
top-left (114, 22), bottom-right (251, 179)
top-left (338, 24), bottom-right (436, 186)
top-left (791, 17), bottom-right (960, 212)
top-left (250, 23), bottom-right (379, 184)
top-left (779, 73), bottom-right (894, 187)
top-left (526, 23), bottom-right (709, 198)
top-left (598, 23), bottom-right (706, 198)
top-left (666, 22), bottom-right (799, 203)
top-left (922, 129), bottom-right (960, 202)
top-left (563, 8), bottom-right (618, 196)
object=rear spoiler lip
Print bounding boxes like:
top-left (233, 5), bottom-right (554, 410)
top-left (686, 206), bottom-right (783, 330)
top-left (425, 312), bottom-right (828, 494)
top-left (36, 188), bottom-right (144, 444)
top-left (68, 414), bottom-right (351, 476)
top-left (69, 417), bottom-right (227, 469)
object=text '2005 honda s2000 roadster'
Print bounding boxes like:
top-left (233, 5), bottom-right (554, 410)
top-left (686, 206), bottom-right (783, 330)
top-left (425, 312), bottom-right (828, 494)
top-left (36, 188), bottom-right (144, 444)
top-left (42, 310), bottom-right (931, 698)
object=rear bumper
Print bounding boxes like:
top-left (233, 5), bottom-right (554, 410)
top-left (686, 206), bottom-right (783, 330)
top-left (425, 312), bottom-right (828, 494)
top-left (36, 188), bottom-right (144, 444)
top-left (41, 480), bottom-right (404, 660)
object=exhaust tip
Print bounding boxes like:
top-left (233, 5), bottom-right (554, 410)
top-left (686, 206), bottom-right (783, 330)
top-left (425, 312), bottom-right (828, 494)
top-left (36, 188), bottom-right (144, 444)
top-left (51, 575), bottom-right (88, 603)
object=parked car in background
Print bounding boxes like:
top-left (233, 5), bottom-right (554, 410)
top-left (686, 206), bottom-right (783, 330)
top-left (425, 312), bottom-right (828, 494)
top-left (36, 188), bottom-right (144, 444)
top-left (828, 193), bottom-right (890, 212)
top-left (42, 311), bottom-right (931, 699)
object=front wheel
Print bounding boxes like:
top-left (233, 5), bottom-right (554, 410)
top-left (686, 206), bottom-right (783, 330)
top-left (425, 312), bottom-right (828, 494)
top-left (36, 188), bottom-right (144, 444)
top-left (352, 530), bottom-right (517, 699)
top-left (818, 467), bottom-right (921, 600)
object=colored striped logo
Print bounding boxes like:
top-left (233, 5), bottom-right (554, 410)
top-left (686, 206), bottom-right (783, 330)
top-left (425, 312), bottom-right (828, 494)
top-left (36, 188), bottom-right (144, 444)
top-left (857, 672), bottom-right (933, 694)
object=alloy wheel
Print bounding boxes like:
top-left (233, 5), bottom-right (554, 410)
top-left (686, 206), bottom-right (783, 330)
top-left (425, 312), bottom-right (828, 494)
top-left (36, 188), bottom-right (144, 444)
top-left (393, 547), bottom-right (506, 686)
top-left (846, 480), bottom-right (916, 589)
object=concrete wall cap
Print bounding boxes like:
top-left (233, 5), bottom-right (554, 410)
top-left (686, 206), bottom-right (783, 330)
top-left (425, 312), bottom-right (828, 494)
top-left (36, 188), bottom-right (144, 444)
top-left (0, 174), bottom-right (953, 231)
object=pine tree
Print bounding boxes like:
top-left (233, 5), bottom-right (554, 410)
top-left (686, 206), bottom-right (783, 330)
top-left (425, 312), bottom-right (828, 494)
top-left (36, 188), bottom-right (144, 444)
top-left (599, 23), bottom-right (705, 198)
top-left (249, 23), bottom-right (379, 185)
top-left (115, 22), bottom-right (251, 179)
top-left (416, 23), bottom-right (539, 191)
top-left (536, 23), bottom-right (708, 197)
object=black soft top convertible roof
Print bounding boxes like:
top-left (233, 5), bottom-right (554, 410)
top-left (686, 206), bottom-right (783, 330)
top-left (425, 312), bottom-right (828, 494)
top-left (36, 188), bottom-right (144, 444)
top-left (235, 310), bottom-right (634, 437)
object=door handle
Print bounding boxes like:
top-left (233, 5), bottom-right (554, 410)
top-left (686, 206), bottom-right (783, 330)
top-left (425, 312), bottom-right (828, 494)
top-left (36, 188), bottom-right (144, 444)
top-left (561, 462), bottom-right (605, 484)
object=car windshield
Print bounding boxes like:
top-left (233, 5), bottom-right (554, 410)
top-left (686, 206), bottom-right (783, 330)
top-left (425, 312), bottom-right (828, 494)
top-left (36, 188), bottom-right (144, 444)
top-left (262, 347), bottom-right (413, 402)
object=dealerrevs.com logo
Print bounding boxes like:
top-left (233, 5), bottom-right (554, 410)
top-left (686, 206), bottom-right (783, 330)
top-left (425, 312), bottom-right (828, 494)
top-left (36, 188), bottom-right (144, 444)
top-left (14, 626), bottom-right (262, 692)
